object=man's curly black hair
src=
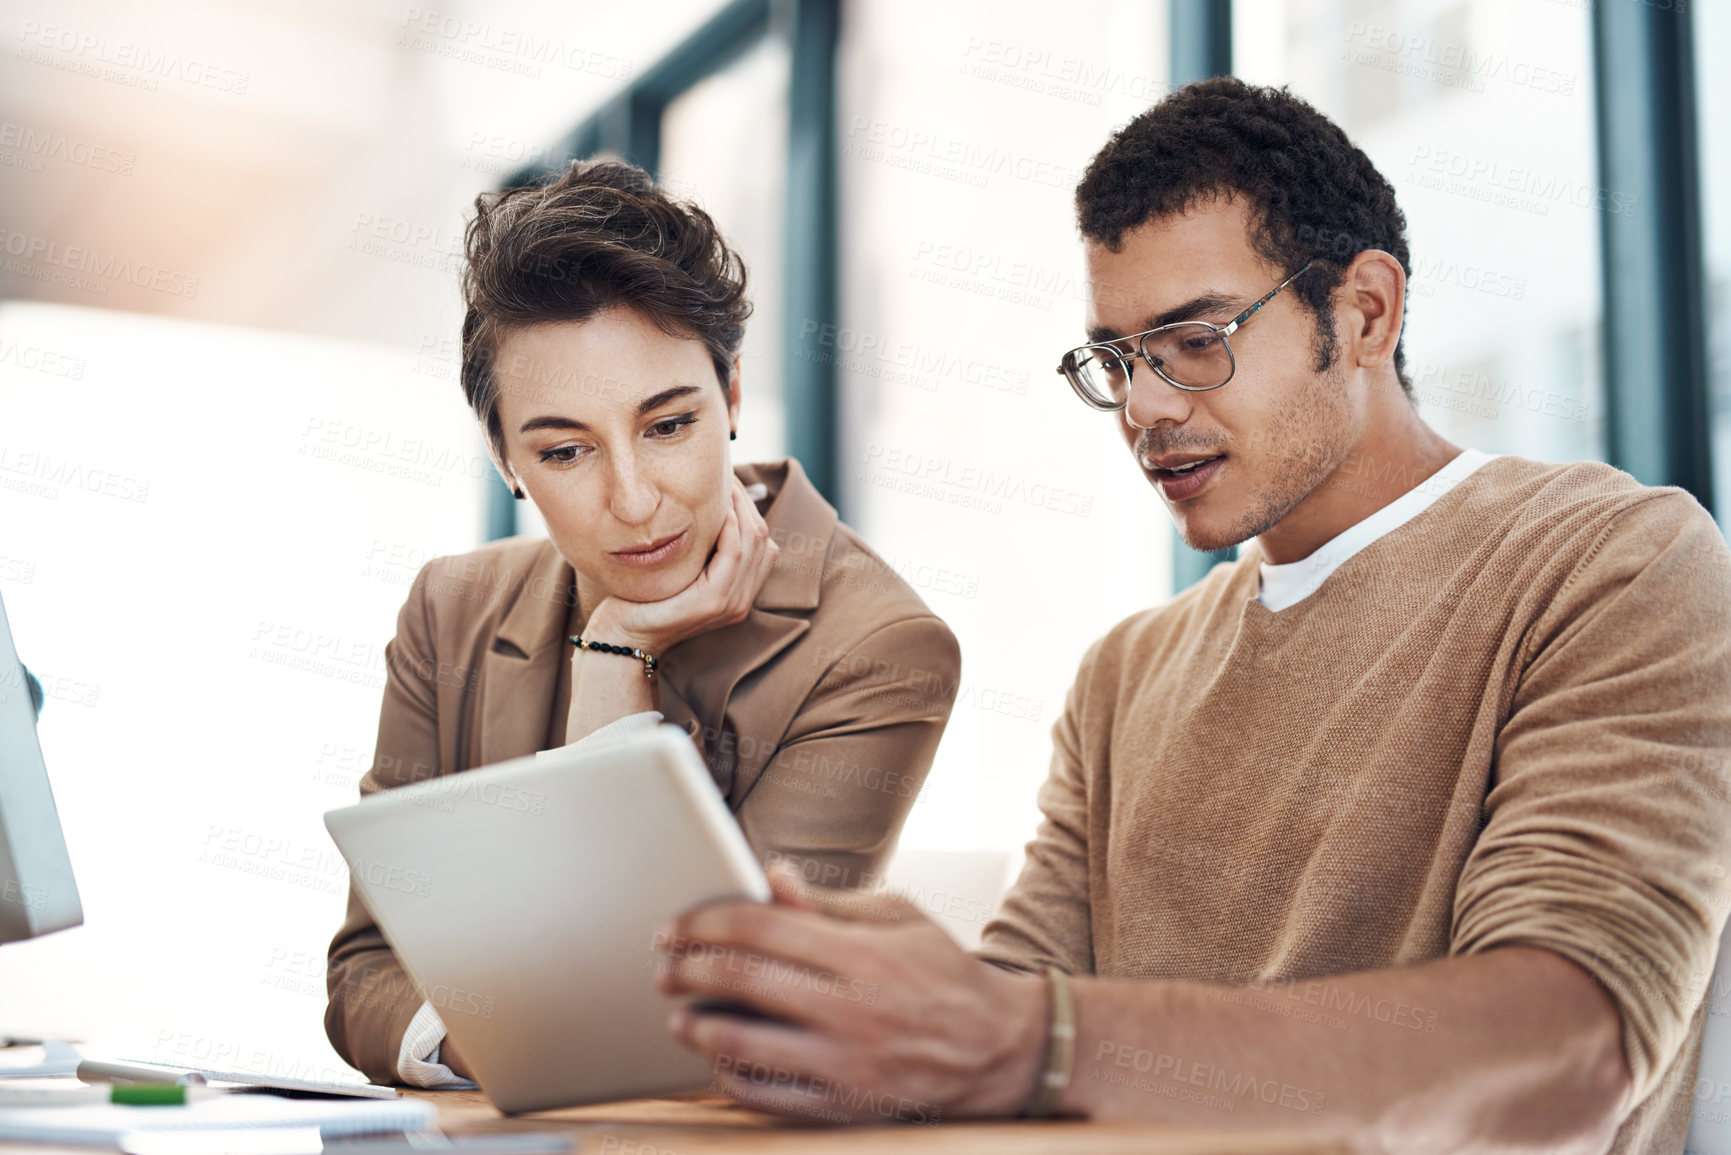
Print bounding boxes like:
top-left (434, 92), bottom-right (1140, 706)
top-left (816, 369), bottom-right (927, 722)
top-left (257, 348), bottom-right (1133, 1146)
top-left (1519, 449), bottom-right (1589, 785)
top-left (1076, 77), bottom-right (1414, 400)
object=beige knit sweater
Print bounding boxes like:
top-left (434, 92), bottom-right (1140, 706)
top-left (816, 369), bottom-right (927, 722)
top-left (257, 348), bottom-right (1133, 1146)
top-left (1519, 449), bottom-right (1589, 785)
top-left (977, 455), bottom-right (1731, 1153)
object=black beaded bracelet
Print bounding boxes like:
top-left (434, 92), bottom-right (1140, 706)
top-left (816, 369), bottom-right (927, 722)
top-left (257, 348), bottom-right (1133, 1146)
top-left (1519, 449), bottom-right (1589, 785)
top-left (568, 634), bottom-right (660, 680)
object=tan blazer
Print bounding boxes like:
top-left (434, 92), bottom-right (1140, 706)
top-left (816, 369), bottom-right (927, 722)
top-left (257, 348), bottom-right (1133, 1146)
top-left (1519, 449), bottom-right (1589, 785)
top-left (324, 459), bottom-right (961, 1082)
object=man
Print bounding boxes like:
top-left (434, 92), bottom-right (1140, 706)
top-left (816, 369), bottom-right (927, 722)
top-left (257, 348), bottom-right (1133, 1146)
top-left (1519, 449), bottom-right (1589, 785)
top-left (653, 78), bottom-right (1731, 1153)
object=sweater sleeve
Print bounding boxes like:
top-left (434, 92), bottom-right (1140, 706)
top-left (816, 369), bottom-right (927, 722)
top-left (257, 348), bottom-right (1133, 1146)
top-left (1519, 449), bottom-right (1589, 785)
top-left (973, 637), bottom-right (1103, 976)
top-left (1450, 492), bottom-right (1731, 1109)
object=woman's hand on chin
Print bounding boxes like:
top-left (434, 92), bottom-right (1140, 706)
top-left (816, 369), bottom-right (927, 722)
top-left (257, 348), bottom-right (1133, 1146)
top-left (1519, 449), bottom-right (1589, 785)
top-left (586, 477), bottom-right (780, 655)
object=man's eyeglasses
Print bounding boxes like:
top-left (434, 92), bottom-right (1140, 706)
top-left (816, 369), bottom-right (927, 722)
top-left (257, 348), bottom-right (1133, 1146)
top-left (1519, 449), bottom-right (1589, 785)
top-left (1056, 263), bottom-right (1312, 411)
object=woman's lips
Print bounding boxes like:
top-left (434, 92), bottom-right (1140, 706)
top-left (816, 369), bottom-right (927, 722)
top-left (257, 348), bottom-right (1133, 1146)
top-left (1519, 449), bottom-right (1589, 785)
top-left (611, 530), bottom-right (686, 568)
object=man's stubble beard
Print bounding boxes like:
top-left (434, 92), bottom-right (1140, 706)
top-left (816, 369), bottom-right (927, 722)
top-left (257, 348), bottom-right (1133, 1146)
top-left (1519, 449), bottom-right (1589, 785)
top-left (1181, 353), bottom-right (1355, 555)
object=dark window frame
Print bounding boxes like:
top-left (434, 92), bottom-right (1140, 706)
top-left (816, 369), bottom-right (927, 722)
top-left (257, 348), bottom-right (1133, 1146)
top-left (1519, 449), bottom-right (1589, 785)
top-left (1592, 2), bottom-right (1712, 511)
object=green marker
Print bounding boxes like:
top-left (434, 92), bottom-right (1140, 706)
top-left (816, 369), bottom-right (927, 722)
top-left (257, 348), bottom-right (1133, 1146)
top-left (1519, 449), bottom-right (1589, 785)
top-left (109, 1082), bottom-right (229, 1105)
top-left (0, 1082), bottom-right (235, 1107)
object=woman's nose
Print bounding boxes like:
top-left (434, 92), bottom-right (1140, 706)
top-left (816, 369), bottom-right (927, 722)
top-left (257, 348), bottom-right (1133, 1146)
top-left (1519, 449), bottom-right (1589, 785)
top-left (606, 456), bottom-right (661, 525)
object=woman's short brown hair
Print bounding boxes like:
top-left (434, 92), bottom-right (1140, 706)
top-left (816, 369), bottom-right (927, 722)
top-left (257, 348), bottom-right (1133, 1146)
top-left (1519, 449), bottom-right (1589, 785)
top-left (460, 158), bottom-right (752, 468)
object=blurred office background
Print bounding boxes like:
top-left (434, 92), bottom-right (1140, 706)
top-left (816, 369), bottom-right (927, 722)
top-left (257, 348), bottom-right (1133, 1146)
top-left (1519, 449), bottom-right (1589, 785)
top-left (0, 0), bottom-right (1722, 1082)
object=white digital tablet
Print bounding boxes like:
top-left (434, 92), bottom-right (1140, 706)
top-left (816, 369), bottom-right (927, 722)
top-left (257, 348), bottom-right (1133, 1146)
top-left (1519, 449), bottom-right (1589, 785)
top-left (323, 725), bottom-right (771, 1114)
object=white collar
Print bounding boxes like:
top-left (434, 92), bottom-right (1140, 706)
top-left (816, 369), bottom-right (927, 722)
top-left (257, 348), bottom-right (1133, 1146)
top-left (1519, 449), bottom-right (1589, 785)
top-left (1257, 448), bottom-right (1498, 612)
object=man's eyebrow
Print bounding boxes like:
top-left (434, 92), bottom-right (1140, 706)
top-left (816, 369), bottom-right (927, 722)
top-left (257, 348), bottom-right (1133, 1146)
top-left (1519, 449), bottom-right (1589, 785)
top-left (517, 384), bottom-right (705, 434)
top-left (1086, 292), bottom-right (1243, 343)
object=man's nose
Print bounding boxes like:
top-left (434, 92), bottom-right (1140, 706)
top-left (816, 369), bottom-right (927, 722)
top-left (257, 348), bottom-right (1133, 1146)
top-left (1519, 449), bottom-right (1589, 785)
top-left (1122, 363), bottom-right (1194, 430)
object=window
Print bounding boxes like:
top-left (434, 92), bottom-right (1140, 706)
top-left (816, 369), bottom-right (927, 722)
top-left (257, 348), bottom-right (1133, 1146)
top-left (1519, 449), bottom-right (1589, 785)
top-left (659, 36), bottom-right (792, 463)
top-left (837, 0), bottom-right (1168, 855)
top-left (1236, 0), bottom-right (1605, 466)
top-left (0, 300), bottom-right (485, 1057)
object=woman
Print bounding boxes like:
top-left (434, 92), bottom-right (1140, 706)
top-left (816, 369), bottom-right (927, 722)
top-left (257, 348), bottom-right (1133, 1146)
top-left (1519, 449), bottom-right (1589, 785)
top-left (323, 160), bottom-right (961, 1087)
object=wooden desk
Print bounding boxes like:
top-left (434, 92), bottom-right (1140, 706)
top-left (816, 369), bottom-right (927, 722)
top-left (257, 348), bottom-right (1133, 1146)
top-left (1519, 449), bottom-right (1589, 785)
top-left (422, 1089), bottom-right (1350, 1154)
top-left (0, 1089), bottom-right (1347, 1152)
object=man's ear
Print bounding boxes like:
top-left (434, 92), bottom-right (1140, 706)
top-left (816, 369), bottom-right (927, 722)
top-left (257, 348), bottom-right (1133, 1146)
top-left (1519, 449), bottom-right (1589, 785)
top-left (1341, 249), bottom-right (1406, 370)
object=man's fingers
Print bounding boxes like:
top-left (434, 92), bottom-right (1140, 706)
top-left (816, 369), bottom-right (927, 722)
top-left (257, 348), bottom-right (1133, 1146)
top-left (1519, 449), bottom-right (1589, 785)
top-left (712, 1070), bottom-right (853, 1123)
top-left (799, 886), bottom-right (924, 925)
top-left (763, 871), bottom-right (917, 922)
top-left (670, 1011), bottom-right (871, 1120)
top-left (669, 1005), bottom-right (820, 1066)
top-left (768, 864), bottom-right (815, 909)
top-left (657, 948), bottom-right (860, 1031)
top-left (661, 899), bottom-right (882, 978)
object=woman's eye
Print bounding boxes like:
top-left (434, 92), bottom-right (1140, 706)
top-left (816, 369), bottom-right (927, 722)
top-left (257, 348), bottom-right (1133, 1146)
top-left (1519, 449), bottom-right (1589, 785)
top-left (538, 446), bottom-right (583, 465)
top-left (649, 414), bottom-right (698, 438)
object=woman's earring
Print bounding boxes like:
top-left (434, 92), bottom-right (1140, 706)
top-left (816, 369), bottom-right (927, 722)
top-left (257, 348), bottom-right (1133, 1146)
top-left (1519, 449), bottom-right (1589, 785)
top-left (729, 430), bottom-right (738, 442)
top-left (512, 485), bottom-right (526, 500)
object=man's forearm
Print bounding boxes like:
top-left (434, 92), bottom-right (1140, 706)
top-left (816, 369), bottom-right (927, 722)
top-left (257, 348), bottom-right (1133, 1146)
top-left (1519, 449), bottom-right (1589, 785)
top-left (1060, 946), bottom-right (1630, 1153)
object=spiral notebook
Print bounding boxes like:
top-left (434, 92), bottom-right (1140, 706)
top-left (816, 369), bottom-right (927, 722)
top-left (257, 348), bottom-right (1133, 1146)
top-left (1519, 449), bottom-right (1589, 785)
top-left (0, 1093), bottom-right (436, 1146)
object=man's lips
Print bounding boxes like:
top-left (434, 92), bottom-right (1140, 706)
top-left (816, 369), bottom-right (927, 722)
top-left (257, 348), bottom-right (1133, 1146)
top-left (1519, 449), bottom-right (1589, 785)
top-left (611, 530), bottom-right (686, 566)
top-left (1146, 454), bottom-right (1226, 501)
top-left (1143, 453), bottom-right (1226, 476)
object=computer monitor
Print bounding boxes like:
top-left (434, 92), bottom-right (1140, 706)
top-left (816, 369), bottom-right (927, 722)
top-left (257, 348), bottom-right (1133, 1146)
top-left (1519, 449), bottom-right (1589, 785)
top-left (0, 587), bottom-right (81, 943)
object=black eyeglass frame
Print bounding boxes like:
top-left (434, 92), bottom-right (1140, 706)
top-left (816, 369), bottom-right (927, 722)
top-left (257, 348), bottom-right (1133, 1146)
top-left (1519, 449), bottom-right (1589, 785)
top-left (1056, 263), bottom-right (1314, 411)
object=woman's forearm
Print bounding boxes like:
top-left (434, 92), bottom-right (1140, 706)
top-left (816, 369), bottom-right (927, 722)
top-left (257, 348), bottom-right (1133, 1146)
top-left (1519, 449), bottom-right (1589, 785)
top-left (565, 645), bottom-right (659, 743)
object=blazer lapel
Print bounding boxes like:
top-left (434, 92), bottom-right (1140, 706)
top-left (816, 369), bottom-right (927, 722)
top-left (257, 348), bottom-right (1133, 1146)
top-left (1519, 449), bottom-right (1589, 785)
top-left (664, 610), bottom-right (810, 794)
top-left (670, 458), bottom-right (837, 804)
top-left (655, 676), bottom-right (703, 751)
top-left (478, 645), bottom-right (562, 767)
top-left (478, 547), bottom-right (574, 768)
